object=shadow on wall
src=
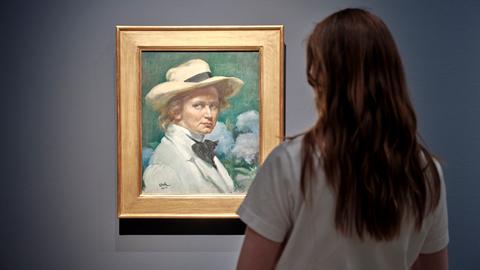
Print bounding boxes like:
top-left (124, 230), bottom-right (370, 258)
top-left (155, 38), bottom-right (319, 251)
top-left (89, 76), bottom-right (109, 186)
top-left (119, 219), bottom-right (246, 235)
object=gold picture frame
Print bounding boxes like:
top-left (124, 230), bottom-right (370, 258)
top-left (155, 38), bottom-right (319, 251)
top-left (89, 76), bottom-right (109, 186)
top-left (117, 25), bottom-right (284, 218)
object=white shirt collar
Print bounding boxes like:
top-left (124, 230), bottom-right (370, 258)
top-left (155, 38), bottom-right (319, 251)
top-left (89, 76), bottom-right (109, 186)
top-left (163, 124), bottom-right (233, 192)
top-left (166, 124), bottom-right (205, 143)
top-left (164, 124), bottom-right (204, 160)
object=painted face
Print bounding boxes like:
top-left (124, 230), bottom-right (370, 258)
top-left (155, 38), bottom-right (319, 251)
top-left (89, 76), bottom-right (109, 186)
top-left (176, 86), bottom-right (220, 135)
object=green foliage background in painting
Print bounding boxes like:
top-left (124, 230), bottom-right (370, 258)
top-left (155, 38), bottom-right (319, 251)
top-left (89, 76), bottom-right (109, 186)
top-left (141, 52), bottom-right (259, 192)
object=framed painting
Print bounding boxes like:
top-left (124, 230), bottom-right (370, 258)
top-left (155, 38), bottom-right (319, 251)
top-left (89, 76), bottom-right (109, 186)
top-left (117, 26), bottom-right (284, 218)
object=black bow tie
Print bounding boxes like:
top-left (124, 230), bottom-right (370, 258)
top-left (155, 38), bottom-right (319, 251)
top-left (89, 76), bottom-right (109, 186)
top-left (191, 139), bottom-right (218, 169)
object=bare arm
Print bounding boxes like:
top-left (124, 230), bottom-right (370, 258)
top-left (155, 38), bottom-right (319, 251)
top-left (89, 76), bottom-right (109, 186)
top-left (237, 227), bottom-right (284, 270)
top-left (411, 248), bottom-right (448, 270)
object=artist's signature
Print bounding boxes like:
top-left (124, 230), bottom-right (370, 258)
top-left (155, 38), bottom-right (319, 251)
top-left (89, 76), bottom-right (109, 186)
top-left (158, 182), bottom-right (171, 189)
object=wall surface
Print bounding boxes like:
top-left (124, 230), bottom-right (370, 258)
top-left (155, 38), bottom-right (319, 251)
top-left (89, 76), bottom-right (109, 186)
top-left (1, 0), bottom-right (479, 269)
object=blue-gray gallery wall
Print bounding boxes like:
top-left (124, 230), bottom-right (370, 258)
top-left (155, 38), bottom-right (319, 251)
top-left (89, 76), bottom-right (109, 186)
top-left (1, 0), bottom-right (478, 269)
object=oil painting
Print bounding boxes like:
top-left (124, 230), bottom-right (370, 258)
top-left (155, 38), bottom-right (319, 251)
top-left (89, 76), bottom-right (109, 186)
top-left (141, 52), bottom-right (260, 194)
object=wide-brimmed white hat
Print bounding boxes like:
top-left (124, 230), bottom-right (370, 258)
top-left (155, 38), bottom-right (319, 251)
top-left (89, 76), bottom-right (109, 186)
top-left (145, 59), bottom-right (244, 112)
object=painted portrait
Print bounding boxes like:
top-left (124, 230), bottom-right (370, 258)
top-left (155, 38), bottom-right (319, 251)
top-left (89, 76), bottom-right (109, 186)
top-left (141, 52), bottom-right (259, 195)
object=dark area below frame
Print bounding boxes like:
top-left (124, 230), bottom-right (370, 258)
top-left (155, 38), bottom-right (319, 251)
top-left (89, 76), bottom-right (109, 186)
top-left (119, 218), bottom-right (246, 235)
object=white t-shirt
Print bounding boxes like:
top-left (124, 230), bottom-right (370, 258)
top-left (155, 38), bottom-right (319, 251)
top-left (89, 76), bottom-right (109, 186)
top-left (237, 137), bottom-right (448, 270)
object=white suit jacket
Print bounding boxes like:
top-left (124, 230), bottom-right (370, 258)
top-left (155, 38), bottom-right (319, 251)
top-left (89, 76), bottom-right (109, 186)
top-left (143, 124), bottom-right (234, 194)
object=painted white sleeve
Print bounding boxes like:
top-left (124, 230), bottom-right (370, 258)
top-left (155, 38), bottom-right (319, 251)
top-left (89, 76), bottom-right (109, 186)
top-left (237, 144), bottom-right (293, 243)
top-left (142, 163), bottom-right (185, 194)
top-left (421, 162), bottom-right (449, 253)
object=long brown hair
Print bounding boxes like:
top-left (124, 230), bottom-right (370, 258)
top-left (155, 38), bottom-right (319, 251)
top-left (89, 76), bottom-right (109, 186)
top-left (302, 8), bottom-right (441, 241)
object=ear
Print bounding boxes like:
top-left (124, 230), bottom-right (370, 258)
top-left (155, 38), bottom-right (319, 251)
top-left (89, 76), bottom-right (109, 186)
top-left (169, 109), bottom-right (182, 123)
top-left (171, 110), bottom-right (182, 121)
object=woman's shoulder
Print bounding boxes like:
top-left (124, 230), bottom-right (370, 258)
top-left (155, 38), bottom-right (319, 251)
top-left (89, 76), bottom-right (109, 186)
top-left (260, 135), bottom-right (305, 181)
top-left (279, 135), bottom-right (304, 152)
top-left (283, 135), bottom-right (304, 160)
